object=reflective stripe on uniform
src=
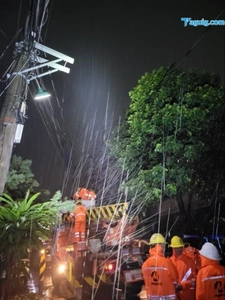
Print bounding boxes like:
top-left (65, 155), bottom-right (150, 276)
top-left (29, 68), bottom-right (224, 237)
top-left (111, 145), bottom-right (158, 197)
top-left (147, 295), bottom-right (176, 300)
top-left (143, 266), bottom-right (168, 271)
top-left (76, 213), bottom-right (86, 217)
top-left (142, 266), bottom-right (178, 285)
top-left (202, 275), bottom-right (225, 282)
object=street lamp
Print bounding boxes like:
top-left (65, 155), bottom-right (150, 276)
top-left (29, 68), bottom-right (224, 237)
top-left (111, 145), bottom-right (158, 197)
top-left (7, 72), bottom-right (51, 100)
top-left (34, 87), bottom-right (51, 100)
top-left (34, 79), bottom-right (50, 100)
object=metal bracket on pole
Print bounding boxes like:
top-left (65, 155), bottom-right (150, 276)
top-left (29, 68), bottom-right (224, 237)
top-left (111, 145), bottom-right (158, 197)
top-left (7, 41), bottom-right (74, 80)
top-left (33, 41), bottom-right (74, 74)
top-left (34, 41), bottom-right (74, 64)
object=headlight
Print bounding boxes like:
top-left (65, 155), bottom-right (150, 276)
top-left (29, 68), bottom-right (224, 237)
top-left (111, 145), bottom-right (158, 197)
top-left (105, 263), bottom-right (115, 271)
top-left (58, 264), bottom-right (66, 274)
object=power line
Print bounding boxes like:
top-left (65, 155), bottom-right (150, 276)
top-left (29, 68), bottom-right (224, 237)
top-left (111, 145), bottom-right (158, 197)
top-left (0, 28), bottom-right (23, 61)
top-left (145, 8), bottom-right (225, 104)
top-left (176, 8), bottom-right (225, 68)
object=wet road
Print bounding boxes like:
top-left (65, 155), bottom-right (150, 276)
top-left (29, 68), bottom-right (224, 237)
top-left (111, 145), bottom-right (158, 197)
top-left (27, 268), bottom-right (147, 300)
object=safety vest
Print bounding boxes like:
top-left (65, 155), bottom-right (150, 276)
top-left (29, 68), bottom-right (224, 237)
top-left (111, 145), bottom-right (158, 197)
top-left (147, 296), bottom-right (176, 300)
top-left (142, 266), bottom-right (177, 300)
top-left (74, 205), bottom-right (87, 221)
top-left (201, 274), bottom-right (225, 299)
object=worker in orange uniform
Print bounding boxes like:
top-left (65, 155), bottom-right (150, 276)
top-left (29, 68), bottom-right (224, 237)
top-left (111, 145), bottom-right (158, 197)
top-left (73, 187), bottom-right (96, 200)
top-left (183, 245), bottom-right (201, 272)
top-left (73, 201), bottom-right (87, 242)
top-left (169, 235), bottom-right (197, 300)
top-left (142, 233), bottom-right (179, 300)
top-left (196, 242), bottom-right (225, 300)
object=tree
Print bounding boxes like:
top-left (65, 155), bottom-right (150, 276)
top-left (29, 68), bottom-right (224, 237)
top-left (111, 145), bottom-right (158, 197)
top-left (4, 155), bottom-right (39, 199)
top-left (0, 190), bottom-right (58, 299)
top-left (109, 66), bottom-right (225, 231)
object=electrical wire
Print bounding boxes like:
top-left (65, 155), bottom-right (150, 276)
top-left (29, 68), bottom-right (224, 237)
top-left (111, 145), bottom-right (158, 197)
top-left (0, 60), bottom-right (16, 83)
top-left (36, 0), bottom-right (50, 43)
top-left (15, 0), bottom-right (23, 38)
top-left (145, 7), bottom-right (225, 105)
top-left (0, 57), bottom-right (31, 98)
top-left (2, 2), bottom-right (223, 201)
top-left (0, 28), bottom-right (23, 61)
top-left (22, 0), bottom-right (75, 193)
top-left (141, 7), bottom-right (225, 236)
top-left (176, 8), bottom-right (225, 69)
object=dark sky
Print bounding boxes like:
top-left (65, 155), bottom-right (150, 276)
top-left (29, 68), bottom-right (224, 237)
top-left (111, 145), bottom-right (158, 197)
top-left (0, 0), bottom-right (224, 198)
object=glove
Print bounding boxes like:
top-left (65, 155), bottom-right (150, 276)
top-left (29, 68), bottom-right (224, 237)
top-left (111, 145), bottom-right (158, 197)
top-left (175, 284), bottom-right (183, 292)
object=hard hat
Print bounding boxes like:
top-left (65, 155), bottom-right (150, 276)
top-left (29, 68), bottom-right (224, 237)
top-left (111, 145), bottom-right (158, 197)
top-left (170, 236), bottom-right (184, 248)
top-left (149, 233), bottom-right (166, 245)
top-left (199, 242), bottom-right (221, 260)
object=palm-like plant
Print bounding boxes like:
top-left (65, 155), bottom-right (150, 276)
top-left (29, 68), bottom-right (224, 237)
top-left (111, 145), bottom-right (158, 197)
top-left (0, 190), bottom-right (58, 298)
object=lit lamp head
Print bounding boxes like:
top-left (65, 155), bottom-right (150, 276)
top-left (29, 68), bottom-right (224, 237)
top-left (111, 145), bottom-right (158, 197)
top-left (34, 87), bottom-right (51, 100)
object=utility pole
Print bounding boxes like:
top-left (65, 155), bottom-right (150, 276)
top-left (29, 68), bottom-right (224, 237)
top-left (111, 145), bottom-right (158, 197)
top-left (0, 0), bottom-right (74, 195)
top-left (0, 48), bottom-right (30, 195)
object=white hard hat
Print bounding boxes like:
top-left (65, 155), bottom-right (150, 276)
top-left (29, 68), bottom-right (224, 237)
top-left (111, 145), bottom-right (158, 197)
top-left (199, 242), bottom-right (221, 260)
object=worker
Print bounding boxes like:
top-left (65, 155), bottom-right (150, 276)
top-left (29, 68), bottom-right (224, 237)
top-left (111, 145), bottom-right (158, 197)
top-left (183, 245), bottom-right (201, 271)
top-left (73, 201), bottom-right (87, 242)
top-left (142, 233), bottom-right (179, 300)
top-left (73, 187), bottom-right (96, 200)
top-left (169, 235), bottom-right (197, 300)
top-left (196, 242), bottom-right (225, 300)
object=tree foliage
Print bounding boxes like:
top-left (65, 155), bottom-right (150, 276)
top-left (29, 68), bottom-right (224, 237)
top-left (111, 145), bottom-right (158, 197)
top-left (109, 67), bottom-right (224, 226)
top-left (0, 190), bottom-right (59, 297)
top-left (4, 155), bottom-right (39, 199)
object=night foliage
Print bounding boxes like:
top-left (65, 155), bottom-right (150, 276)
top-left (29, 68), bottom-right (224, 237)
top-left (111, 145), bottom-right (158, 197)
top-left (109, 66), bottom-right (225, 229)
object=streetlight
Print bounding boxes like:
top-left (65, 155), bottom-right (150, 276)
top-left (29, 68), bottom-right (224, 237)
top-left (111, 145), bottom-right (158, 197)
top-left (34, 87), bottom-right (51, 100)
top-left (7, 72), bottom-right (51, 100)
top-left (33, 78), bottom-right (51, 100)
top-left (0, 29), bottom-right (74, 195)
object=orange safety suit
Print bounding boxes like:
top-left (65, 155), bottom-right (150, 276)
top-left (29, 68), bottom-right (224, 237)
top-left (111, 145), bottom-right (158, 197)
top-left (196, 254), bottom-right (225, 300)
top-left (73, 188), bottom-right (96, 200)
top-left (183, 246), bottom-right (201, 272)
top-left (170, 250), bottom-right (197, 300)
top-left (73, 204), bottom-right (87, 242)
top-left (142, 244), bottom-right (179, 300)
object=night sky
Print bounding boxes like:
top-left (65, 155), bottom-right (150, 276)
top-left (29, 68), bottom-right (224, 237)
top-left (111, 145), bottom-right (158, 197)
top-left (0, 0), bottom-right (224, 199)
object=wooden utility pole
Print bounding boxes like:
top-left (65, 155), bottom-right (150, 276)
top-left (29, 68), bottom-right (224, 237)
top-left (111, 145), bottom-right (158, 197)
top-left (0, 53), bottom-right (29, 194)
top-left (0, 1), bottom-right (74, 195)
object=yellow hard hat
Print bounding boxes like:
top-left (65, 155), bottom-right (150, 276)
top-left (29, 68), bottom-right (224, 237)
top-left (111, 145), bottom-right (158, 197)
top-left (149, 233), bottom-right (166, 245)
top-left (170, 236), bottom-right (184, 248)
